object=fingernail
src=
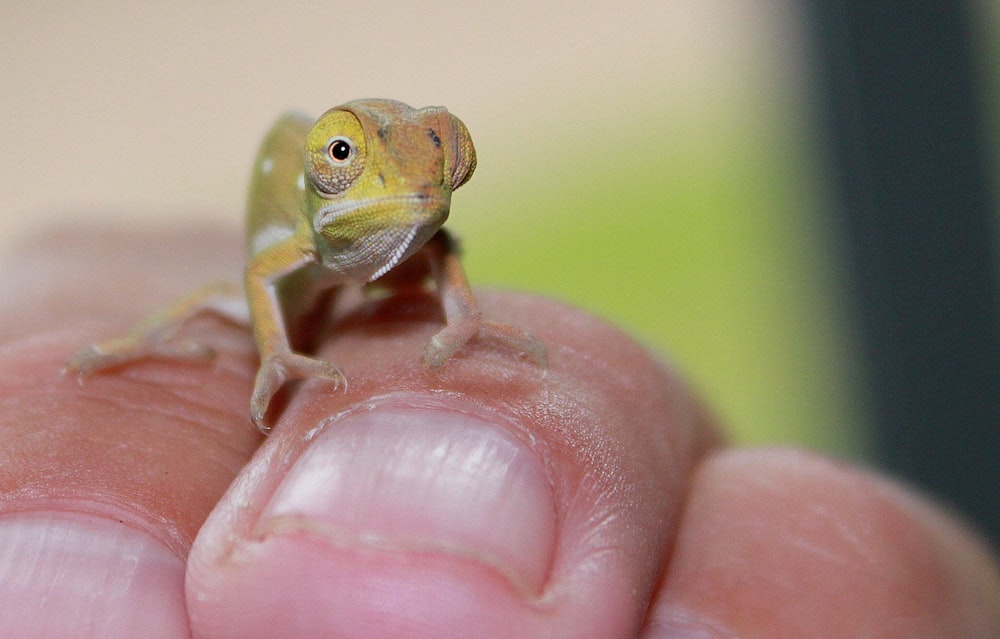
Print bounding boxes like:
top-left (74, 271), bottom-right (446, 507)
top-left (0, 511), bottom-right (188, 638)
top-left (262, 405), bottom-right (557, 594)
top-left (642, 615), bottom-right (737, 639)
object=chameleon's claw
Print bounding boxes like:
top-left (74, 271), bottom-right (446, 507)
top-left (422, 319), bottom-right (547, 370)
top-left (250, 352), bottom-right (347, 432)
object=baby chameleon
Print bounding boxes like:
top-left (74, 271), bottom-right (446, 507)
top-left (67, 99), bottom-right (546, 430)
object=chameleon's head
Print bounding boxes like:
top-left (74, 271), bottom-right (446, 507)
top-left (303, 99), bottom-right (476, 282)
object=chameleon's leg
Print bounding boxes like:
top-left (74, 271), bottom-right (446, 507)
top-left (66, 282), bottom-right (246, 376)
top-left (421, 230), bottom-right (547, 369)
top-left (245, 235), bottom-right (346, 431)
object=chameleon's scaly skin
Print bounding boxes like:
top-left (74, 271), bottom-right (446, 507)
top-left (68, 99), bottom-right (545, 431)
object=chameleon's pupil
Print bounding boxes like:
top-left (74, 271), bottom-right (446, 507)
top-left (329, 139), bottom-right (352, 162)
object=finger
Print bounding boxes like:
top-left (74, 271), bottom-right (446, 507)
top-left (641, 448), bottom-right (1000, 638)
top-left (0, 225), bottom-right (244, 340)
top-left (0, 227), bottom-right (261, 637)
top-left (186, 291), bottom-right (722, 639)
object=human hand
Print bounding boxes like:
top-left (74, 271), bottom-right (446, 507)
top-left (1, 227), bottom-right (997, 638)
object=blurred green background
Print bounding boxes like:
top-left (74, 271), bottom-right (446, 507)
top-left (458, 86), bottom-right (864, 455)
top-left (1, 1), bottom-right (996, 461)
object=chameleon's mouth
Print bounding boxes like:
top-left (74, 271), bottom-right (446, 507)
top-left (313, 194), bottom-right (449, 282)
top-left (312, 194), bottom-right (447, 233)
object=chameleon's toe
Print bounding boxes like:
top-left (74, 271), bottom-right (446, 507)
top-left (64, 343), bottom-right (112, 377)
top-left (250, 352), bottom-right (346, 432)
top-left (478, 319), bottom-right (548, 367)
top-left (422, 321), bottom-right (481, 369)
top-left (65, 338), bottom-right (150, 377)
top-left (150, 338), bottom-right (217, 361)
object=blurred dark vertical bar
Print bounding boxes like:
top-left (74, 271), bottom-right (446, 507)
top-left (804, 1), bottom-right (1000, 544)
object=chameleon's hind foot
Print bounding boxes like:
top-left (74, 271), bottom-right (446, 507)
top-left (64, 282), bottom-right (245, 379)
top-left (65, 336), bottom-right (216, 379)
top-left (422, 317), bottom-right (547, 370)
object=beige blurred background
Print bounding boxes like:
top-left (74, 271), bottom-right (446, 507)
top-left (1, 1), bottom-right (865, 453)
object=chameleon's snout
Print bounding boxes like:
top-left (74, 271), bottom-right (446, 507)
top-left (313, 192), bottom-right (449, 233)
top-left (313, 192), bottom-right (449, 282)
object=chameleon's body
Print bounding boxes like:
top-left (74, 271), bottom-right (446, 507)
top-left (68, 99), bottom-right (544, 430)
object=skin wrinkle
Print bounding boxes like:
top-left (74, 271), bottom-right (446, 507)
top-left (564, 513), bottom-right (629, 583)
top-left (72, 387), bottom-right (224, 431)
top-left (531, 315), bottom-right (707, 512)
top-left (65, 358), bottom-right (257, 465)
top-left (511, 366), bottom-right (684, 609)
top-left (557, 336), bottom-right (701, 572)
top-left (740, 489), bottom-right (863, 590)
top-left (516, 387), bottom-right (639, 571)
top-left (49, 391), bottom-right (252, 477)
top-left (4, 397), bottom-right (213, 492)
top-left (569, 386), bottom-right (690, 564)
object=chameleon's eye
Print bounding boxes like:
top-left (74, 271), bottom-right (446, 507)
top-left (306, 109), bottom-right (366, 195)
top-left (326, 137), bottom-right (354, 164)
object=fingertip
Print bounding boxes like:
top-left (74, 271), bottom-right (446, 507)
top-left (0, 512), bottom-right (190, 639)
top-left (643, 448), bottom-right (1000, 638)
top-left (187, 292), bottom-right (720, 638)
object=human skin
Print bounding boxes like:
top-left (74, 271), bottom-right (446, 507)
top-left (1, 227), bottom-right (998, 638)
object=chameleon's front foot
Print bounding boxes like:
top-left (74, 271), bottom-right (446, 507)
top-left (251, 352), bottom-right (346, 432)
top-left (422, 318), bottom-right (547, 370)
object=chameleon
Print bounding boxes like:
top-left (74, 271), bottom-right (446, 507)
top-left (67, 99), bottom-right (546, 431)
